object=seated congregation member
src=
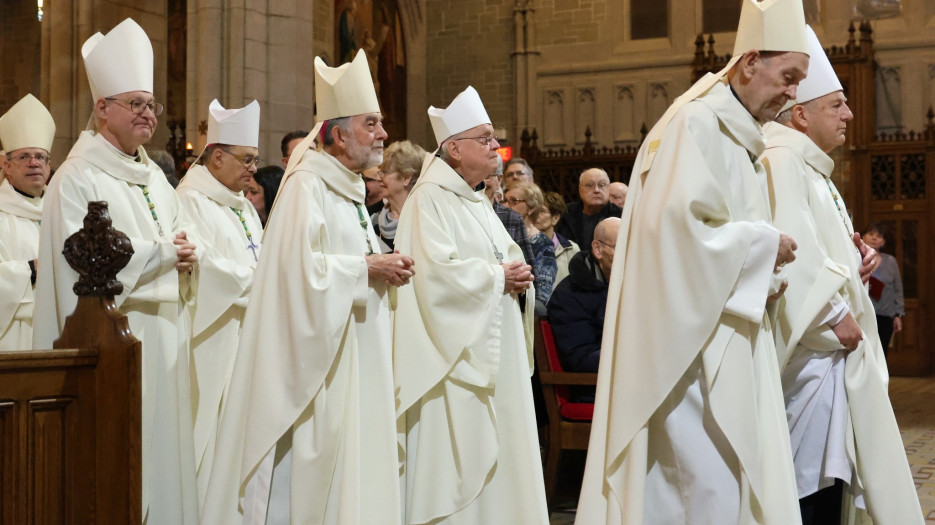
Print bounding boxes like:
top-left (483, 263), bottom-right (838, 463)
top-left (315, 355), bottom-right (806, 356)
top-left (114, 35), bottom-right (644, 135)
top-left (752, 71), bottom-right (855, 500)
top-left (34, 18), bottom-right (200, 523)
top-left (201, 50), bottom-right (413, 525)
top-left (537, 191), bottom-right (580, 285)
top-left (486, 155), bottom-right (534, 265)
top-left (149, 148), bottom-right (179, 188)
top-left (246, 165), bottom-right (283, 226)
top-left (547, 217), bottom-right (620, 401)
top-left (505, 181), bottom-right (557, 311)
top-left (364, 164), bottom-right (386, 215)
top-left (0, 94), bottom-right (55, 350)
top-left (862, 222), bottom-right (904, 355)
top-left (280, 129), bottom-right (308, 167)
top-left (555, 167), bottom-right (621, 250)
top-left (393, 86), bottom-right (549, 525)
top-left (608, 181), bottom-right (628, 208)
top-left (371, 140), bottom-right (425, 252)
top-left (175, 99), bottom-right (263, 507)
top-left (763, 26), bottom-right (922, 524)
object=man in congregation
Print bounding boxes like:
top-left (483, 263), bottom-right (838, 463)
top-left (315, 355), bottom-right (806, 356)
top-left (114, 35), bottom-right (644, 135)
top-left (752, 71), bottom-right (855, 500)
top-left (503, 156), bottom-right (533, 189)
top-left (280, 129), bottom-right (307, 166)
top-left (608, 181), bottom-right (628, 208)
top-left (763, 26), bottom-right (923, 524)
top-left (548, 217), bottom-right (619, 375)
top-left (175, 99), bottom-right (264, 508)
top-left (0, 94), bottom-right (54, 350)
top-left (201, 50), bottom-right (413, 525)
top-left (34, 18), bottom-right (200, 524)
top-left (556, 167), bottom-right (621, 250)
top-left (393, 86), bottom-right (549, 524)
top-left (576, 0), bottom-right (809, 523)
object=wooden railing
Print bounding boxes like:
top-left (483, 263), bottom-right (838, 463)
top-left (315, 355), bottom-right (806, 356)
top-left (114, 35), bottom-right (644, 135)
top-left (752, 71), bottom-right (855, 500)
top-left (0, 202), bottom-right (141, 524)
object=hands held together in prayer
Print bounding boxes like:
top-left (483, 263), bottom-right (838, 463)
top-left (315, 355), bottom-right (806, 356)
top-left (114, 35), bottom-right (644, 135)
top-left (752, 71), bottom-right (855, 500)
top-left (367, 251), bottom-right (416, 287)
top-left (502, 260), bottom-right (534, 295)
top-left (175, 231), bottom-right (197, 273)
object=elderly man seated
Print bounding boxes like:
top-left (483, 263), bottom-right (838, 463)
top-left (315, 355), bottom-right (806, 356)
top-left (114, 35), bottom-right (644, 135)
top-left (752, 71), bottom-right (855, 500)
top-left (555, 167), bottom-right (621, 249)
top-left (547, 217), bottom-right (619, 400)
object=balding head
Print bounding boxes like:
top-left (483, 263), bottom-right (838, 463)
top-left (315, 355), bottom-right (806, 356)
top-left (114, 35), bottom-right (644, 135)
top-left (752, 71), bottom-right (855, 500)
top-left (578, 168), bottom-right (610, 214)
top-left (591, 217), bottom-right (621, 280)
top-left (608, 182), bottom-right (628, 208)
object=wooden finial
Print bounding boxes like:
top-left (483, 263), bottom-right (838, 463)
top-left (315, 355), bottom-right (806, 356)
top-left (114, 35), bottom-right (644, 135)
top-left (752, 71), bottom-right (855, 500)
top-left (62, 202), bottom-right (134, 297)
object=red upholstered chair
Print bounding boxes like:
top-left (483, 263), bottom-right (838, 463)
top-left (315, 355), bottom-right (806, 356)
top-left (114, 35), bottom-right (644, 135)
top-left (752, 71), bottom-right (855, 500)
top-left (534, 318), bottom-right (597, 509)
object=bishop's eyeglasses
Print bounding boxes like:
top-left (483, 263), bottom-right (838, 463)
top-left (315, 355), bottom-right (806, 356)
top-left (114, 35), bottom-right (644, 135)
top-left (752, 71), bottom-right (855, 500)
top-left (105, 97), bottom-right (165, 117)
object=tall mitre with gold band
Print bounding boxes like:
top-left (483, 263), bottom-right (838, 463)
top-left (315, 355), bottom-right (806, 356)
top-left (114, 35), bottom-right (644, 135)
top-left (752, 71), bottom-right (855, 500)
top-left (0, 93), bottom-right (55, 351)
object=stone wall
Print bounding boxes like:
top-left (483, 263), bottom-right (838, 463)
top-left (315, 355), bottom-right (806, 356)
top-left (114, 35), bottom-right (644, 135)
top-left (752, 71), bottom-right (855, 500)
top-left (0, 2), bottom-right (41, 118)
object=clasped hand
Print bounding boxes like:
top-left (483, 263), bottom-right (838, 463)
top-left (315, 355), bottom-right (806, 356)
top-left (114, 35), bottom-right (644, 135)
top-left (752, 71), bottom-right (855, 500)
top-left (502, 260), bottom-right (534, 295)
top-left (367, 251), bottom-right (416, 286)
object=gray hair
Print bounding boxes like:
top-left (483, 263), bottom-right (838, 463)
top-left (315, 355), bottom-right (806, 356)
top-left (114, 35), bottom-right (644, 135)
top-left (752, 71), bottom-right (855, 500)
top-left (505, 157), bottom-right (533, 177)
top-left (322, 116), bottom-right (353, 147)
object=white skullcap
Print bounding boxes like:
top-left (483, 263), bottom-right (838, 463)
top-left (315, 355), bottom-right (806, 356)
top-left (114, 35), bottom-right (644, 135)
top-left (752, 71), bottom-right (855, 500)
top-left (733, 0), bottom-right (809, 57)
top-left (0, 94), bottom-right (55, 153)
top-left (428, 86), bottom-right (492, 146)
top-left (314, 50), bottom-right (380, 122)
top-left (792, 26), bottom-right (843, 105)
top-left (207, 99), bottom-right (261, 148)
top-left (82, 18), bottom-right (154, 102)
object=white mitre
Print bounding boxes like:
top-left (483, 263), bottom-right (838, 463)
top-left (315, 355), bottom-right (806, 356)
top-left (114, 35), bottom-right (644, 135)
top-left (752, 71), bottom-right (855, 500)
top-left (733, 0), bottom-right (809, 56)
top-left (0, 94), bottom-right (56, 154)
top-left (207, 99), bottom-right (261, 148)
top-left (791, 26), bottom-right (843, 104)
top-left (82, 18), bottom-right (154, 102)
top-left (427, 86), bottom-right (491, 146)
top-left (314, 50), bottom-right (380, 131)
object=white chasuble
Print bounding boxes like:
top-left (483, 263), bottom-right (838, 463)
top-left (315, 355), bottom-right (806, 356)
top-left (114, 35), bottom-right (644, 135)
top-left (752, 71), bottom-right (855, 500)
top-left (176, 164), bottom-right (263, 508)
top-left (200, 149), bottom-right (399, 525)
top-left (763, 122), bottom-right (923, 524)
top-left (0, 178), bottom-right (42, 350)
top-left (576, 80), bottom-right (800, 525)
top-left (33, 130), bottom-right (199, 524)
top-left (393, 156), bottom-right (548, 525)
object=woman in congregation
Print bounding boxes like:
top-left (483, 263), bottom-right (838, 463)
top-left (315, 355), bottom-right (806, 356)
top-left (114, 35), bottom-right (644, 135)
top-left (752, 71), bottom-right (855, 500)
top-left (371, 140), bottom-right (426, 252)
top-left (504, 181), bottom-right (557, 314)
top-left (537, 191), bottom-right (580, 285)
top-left (245, 165), bottom-right (283, 227)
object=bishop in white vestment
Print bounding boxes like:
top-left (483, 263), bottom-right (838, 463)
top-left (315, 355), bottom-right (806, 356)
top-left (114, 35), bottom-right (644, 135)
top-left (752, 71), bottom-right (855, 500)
top-left (176, 99), bottom-right (264, 508)
top-left (393, 86), bottom-right (549, 525)
top-left (0, 94), bottom-right (55, 350)
top-left (763, 26), bottom-right (923, 525)
top-left (201, 50), bottom-right (413, 525)
top-left (576, 1), bottom-right (810, 523)
top-left (32, 19), bottom-right (199, 524)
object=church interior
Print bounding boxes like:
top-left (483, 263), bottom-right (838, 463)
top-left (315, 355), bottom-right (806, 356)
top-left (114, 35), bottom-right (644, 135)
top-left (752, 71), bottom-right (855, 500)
top-left (2, 0), bottom-right (935, 522)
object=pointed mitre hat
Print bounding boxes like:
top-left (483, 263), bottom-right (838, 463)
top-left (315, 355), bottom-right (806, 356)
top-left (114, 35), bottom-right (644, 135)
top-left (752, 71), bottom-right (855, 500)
top-left (791, 26), bottom-right (843, 104)
top-left (314, 50), bottom-right (380, 125)
top-left (427, 86), bottom-right (491, 146)
top-left (82, 18), bottom-right (154, 102)
top-left (733, 0), bottom-right (809, 57)
top-left (0, 94), bottom-right (56, 154)
top-left (207, 99), bottom-right (261, 148)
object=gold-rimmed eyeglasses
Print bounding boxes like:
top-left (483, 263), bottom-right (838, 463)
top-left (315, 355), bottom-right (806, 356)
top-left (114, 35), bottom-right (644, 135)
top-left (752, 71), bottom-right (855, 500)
top-left (105, 97), bottom-right (165, 116)
top-left (221, 149), bottom-right (260, 168)
top-left (7, 152), bottom-right (50, 165)
top-left (454, 135), bottom-right (500, 148)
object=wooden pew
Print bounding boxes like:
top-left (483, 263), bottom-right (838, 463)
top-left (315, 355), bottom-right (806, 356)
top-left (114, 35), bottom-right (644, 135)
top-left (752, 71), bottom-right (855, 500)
top-left (0, 202), bottom-right (141, 524)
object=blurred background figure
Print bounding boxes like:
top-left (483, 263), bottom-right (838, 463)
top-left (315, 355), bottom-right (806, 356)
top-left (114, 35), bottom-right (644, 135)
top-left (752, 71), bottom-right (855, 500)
top-left (538, 191), bottom-right (580, 285)
top-left (149, 148), bottom-right (179, 188)
top-left (504, 181), bottom-right (557, 313)
top-left (863, 222), bottom-right (905, 356)
top-left (247, 165), bottom-right (283, 227)
top-left (364, 165), bottom-right (387, 215)
top-left (371, 140), bottom-right (425, 252)
top-left (608, 181), bottom-right (628, 208)
top-left (503, 157), bottom-right (533, 190)
top-left (280, 130), bottom-right (308, 167)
